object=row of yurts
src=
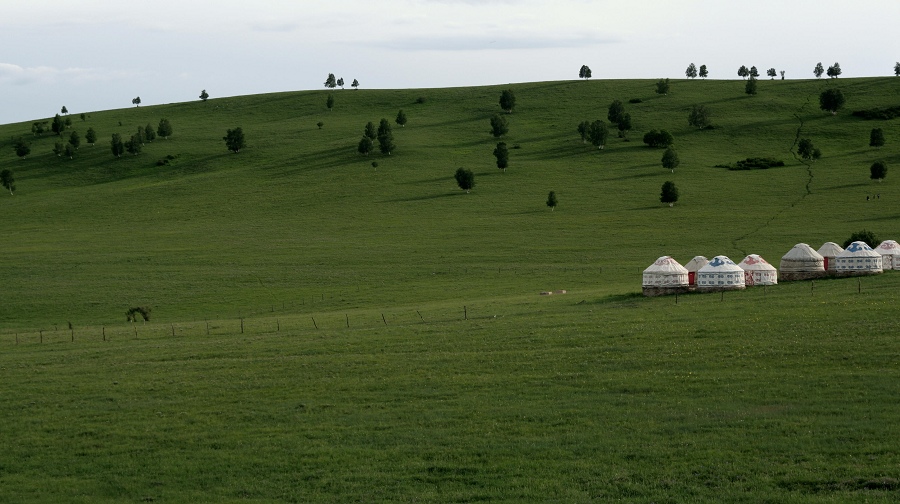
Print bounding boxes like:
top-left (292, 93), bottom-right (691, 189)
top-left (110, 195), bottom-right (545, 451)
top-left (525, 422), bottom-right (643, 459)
top-left (642, 240), bottom-right (900, 296)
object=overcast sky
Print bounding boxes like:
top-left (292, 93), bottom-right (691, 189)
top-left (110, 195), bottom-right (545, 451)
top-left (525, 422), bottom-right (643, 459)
top-left (2, 0), bottom-right (899, 125)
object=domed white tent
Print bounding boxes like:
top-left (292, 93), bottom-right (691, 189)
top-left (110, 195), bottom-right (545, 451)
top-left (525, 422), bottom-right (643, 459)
top-left (738, 254), bottom-right (778, 286)
top-left (779, 243), bottom-right (826, 281)
top-left (696, 255), bottom-right (746, 291)
top-left (684, 256), bottom-right (709, 287)
top-left (817, 242), bottom-right (844, 272)
top-left (642, 256), bottom-right (689, 296)
top-left (834, 241), bottom-right (883, 275)
top-left (874, 240), bottom-right (900, 270)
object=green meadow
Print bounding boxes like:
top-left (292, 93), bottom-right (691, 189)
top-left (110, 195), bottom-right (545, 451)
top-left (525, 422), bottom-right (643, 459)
top-left (1, 77), bottom-right (898, 502)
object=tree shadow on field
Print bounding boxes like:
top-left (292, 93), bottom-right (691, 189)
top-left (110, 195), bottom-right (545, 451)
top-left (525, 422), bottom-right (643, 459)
top-left (850, 213), bottom-right (900, 223)
top-left (387, 192), bottom-right (465, 203)
top-left (824, 182), bottom-right (868, 190)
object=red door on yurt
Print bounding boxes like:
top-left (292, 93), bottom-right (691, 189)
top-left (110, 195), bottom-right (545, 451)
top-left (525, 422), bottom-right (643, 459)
top-left (688, 272), bottom-right (696, 285)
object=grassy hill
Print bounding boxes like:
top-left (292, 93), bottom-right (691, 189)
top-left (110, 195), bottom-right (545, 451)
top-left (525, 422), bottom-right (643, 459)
top-left (1, 78), bottom-right (899, 502)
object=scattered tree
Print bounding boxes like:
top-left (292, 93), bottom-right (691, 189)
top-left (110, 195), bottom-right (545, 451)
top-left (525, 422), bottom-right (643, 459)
top-left (317, 121), bottom-right (324, 130)
top-left (377, 118), bottom-right (395, 155)
top-left (326, 94), bottom-right (335, 111)
top-left (110, 133), bottom-right (125, 158)
top-left (660, 180), bottom-right (679, 206)
top-left (454, 167), bottom-right (474, 193)
top-left (843, 230), bottom-right (879, 249)
top-left (588, 120), bottom-right (609, 150)
top-left (607, 100), bottom-right (625, 125)
top-left (64, 142), bottom-right (76, 159)
top-left (31, 121), bottom-right (47, 136)
top-left (688, 104), bottom-right (711, 129)
top-left (200, 89), bottom-right (209, 101)
top-left (0, 169), bottom-right (15, 195)
top-left (85, 127), bottom-right (97, 146)
top-left (738, 65), bottom-right (750, 79)
top-left (895, 62), bottom-right (900, 77)
top-left (132, 96), bottom-right (141, 107)
top-left (144, 124), bottom-right (156, 142)
top-left (546, 191), bottom-right (558, 211)
top-left (767, 68), bottom-right (777, 79)
top-left (870, 128), bottom-right (885, 148)
top-left (579, 65), bottom-right (592, 80)
top-left (780, 70), bottom-right (785, 80)
top-left (357, 136), bottom-right (374, 156)
top-left (223, 127), bottom-right (245, 153)
top-left (51, 114), bottom-right (66, 136)
top-left (53, 141), bottom-right (65, 157)
top-left (490, 114), bottom-right (509, 137)
top-left (797, 138), bottom-right (817, 160)
top-left (157, 118), bottom-right (173, 139)
top-left (125, 134), bottom-right (142, 155)
top-left (61, 106), bottom-right (68, 115)
top-left (395, 110), bottom-right (407, 128)
top-left (685, 63), bottom-right (697, 79)
top-left (827, 62), bottom-right (842, 78)
top-left (80, 113), bottom-right (86, 121)
top-left (819, 88), bottom-right (845, 115)
top-left (616, 113), bottom-right (632, 139)
top-left (699, 64), bottom-right (708, 78)
top-left (68, 130), bottom-right (81, 150)
top-left (499, 89), bottom-right (516, 113)
top-left (745, 76), bottom-right (758, 95)
top-left (661, 147), bottom-right (680, 172)
top-left (643, 129), bottom-right (674, 148)
top-left (351, 79), bottom-right (359, 90)
top-left (364, 121), bottom-right (377, 140)
top-left (13, 137), bottom-right (30, 159)
top-left (64, 116), bottom-right (72, 129)
top-left (324, 73), bottom-right (337, 89)
top-left (577, 121), bottom-right (590, 144)
top-left (749, 66), bottom-right (759, 78)
top-left (870, 160), bottom-right (887, 182)
top-left (655, 78), bottom-right (670, 95)
top-left (493, 142), bottom-right (509, 172)
top-left (337, 77), bottom-right (344, 89)
top-left (814, 62), bottom-right (825, 79)
top-left (134, 126), bottom-right (145, 146)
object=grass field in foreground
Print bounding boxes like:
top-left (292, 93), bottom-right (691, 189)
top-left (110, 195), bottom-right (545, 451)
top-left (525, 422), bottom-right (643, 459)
top-left (0, 77), bottom-right (899, 502)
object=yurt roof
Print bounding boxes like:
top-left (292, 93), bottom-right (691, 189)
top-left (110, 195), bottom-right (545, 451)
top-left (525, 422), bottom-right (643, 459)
top-left (643, 256), bottom-right (688, 274)
top-left (698, 255), bottom-right (743, 273)
top-left (782, 243), bottom-right (824, 262)
top-left (738, 254), bottom-right (776, 271)
top-left (875, 240), bottom-right (900, 255)
top-left (837, 241), bottom-right (881, 258)
top-left (817, 242), bottom-right (844, 256)
top-left (684, 256), bottom-right (709, 271)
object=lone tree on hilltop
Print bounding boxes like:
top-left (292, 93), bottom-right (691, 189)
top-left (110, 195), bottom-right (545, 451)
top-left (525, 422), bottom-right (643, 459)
top-left (870, 161), bottom-right (888, 182)
top-left (546, 191), bottom-right (557, 211)
top-left (85, 127), bottom-right (97, 146)
top-left (827, 62), bottom-right (842, 78)
top-left (745, 76), bottom-right (758, 95)
top-left (395, 109), bottom-right (407, 127)
top-left (660, 181), bottom-right (679, 207)
top-left (819, 88), bottom-right (845, 114)
top-left (132, 96), bottom-right (141, 107)
top-left (499, 89), bottom-right (516, 113)
top-left (738, 65), bottom-right (750, 79)
top-left (699, 64), bottom-right (708, 78)
top-left (324, 73), bottom-right (337, 89)
top-left (1, 169), bottom-right (16, 195)
top-left (767, 68), bottom-right (777, 79)
top-left (454, 167), bottom-right (474, 193)
top-left (157, 118), bottom-right (173, 139)
top-left (224, 127), bottom-right (245, 153)
top-left (661, 147), bottom-right (680, 172)
top-left (200, 89), bottom-right (209, 101)
top-left (655, 78), bottom-right (670, 95)
top-left (13, 137), bottom-right (30, 159)
top-left (493, 142), bottom-right (509, 172)
top-left (588, 120), bottom-right (609, 150)
top-left (814, 62), bottom-right (825, 79)
top-left (337, 77), bottom-right (344, 89)
top-left (110, 133), bottom-right (125, 158)
top-left (351, 78), bottom-right (359, 90)
top-left (685, 63), bottom-right (698, 79)
top-left (61, 106), bottom-right (68, 115)
top-left (895, 62), bottom-right (900, 77)
top-left (870, 128), bottom-right (885, 148)
top-left (579, 65), bottom-right (592, 80)
top-left (688, 104), bottom-right (711, 129)
top-left (490, 114), bottom-right (509, 138)
top-left (749, 66), bottom-right (759, 78)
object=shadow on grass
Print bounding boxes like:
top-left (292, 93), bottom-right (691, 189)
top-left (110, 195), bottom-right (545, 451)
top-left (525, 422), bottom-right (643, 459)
top-left (387, 192), bottom-right (463, 203)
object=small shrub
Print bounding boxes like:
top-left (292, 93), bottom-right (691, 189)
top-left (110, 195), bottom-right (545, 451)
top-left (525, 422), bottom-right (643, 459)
top-left (415, 97), bottom-right (427, 104)
top-left (126, 306), bottom-right (152, 322)
top-left (843, 230), bottom-right (879, 249)
top-left (629, 98), bottom-right (643, 104)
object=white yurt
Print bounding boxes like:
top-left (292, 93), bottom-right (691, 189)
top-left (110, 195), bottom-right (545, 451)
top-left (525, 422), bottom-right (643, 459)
top-left (696, 255), bottom-right (746, 291)
top-left (779, 243), bottom-right (826, 281)
top-left (817, 242), bottom-right (844, 272)
top-left (874, 240), bottom-right (900, 270)
top-left (642, 256), bottom-right (690, 296)
top-left (738, 254), bottom-right (778, 286)
top-left (684, 256), bottom-right (709, 286)
top-left (834, 241), bottom-right (883, 274)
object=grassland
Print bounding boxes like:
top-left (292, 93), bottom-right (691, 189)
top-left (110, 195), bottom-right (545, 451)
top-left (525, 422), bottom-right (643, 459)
top-left (0, 77), bottom-right (898, 502)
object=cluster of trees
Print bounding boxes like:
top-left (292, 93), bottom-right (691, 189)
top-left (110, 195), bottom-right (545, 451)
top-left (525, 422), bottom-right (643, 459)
top-left (109, 119), bottom-right (172, 157)
top-left (324, 73), bottom-right (360, 90)
top-left (357, 118), bottom-right (396, 156)
top-left (797, 138), bottom-right (822, 161)
top-left (813, 62), bottom-right (841, 78)
top-left (685, 63), bottom-right (708, 79)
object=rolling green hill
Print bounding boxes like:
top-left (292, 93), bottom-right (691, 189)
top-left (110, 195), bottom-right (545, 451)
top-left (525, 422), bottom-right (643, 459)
top-left (1, 78), bottom-right (899, 502)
